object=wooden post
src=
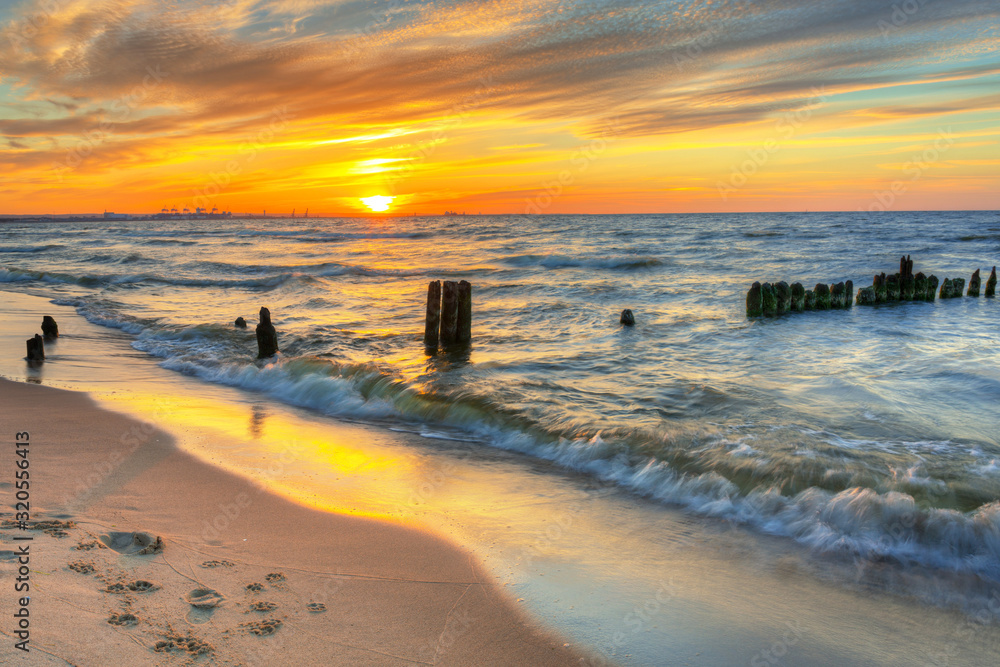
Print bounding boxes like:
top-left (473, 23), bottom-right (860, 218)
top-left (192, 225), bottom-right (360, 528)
top-left (26, 334), bottom-right (44, 361)
top-left (986, 267), bottom-right (997, 297)
top-left (440, 281), bottom-right (458, 346)
top-left (456, 280), bottom-right (472, 344)
top-left (620, 309), bottom-right (635, 326)
top-left (255, 307), bottom-right (279, 358)
top-left (41, 316), bottom-right (58, 338)
top-left (424, 281), bottom-right (441, 347)
top-left (968, 269), bottom-right (981, 297)
top-left (746, 282), bottom-right (762, 317)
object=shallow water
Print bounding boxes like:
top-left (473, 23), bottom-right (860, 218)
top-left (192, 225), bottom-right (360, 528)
top-left (2, 211), bottom-right (1000, 614)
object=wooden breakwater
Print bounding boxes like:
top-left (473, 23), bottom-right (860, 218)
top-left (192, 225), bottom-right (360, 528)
top-left (747, 255), bottom-right (997, 318)
top-left (746, 280), bottom-right (853, 317)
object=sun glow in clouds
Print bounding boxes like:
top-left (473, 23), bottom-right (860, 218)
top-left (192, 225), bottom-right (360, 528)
top-left (361, 195), bottom-right (395, 212)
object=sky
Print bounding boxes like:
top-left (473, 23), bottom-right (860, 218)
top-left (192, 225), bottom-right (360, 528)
top-left (0, 0), bottom-right (998, 216)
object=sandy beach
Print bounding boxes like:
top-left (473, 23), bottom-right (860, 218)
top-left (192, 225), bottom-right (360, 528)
top-left (0, 377), bottom-right (583, 665)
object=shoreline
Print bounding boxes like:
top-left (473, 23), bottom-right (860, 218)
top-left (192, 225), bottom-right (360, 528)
top-left (0, 377), bottom-right (584, 665)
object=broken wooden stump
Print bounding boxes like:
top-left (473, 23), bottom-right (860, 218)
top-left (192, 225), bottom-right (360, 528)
top-left (26, 334), bottom-right (44, 361)
top-left (457, 280), bottom-right (472, 343)
top-left (620, 309), bottom-right (635, 326)
top-left (986, 267), bottom-right (997, 297)
top-left (423, 281), bottom-right (442, 347)
top-left (968, 269), bottom-right (981, 297)
top-left (813, 283), bottom-right (831, 310)
top-left (235, 317), bottom-right (247, 328)
top-left (41, 316), bottom-right (58, 339)
top-left (440, 281), bottom-right (459, 346)
top-left (940, 277), bottom-right (965, 300)
top-left (255, 307), bottom-right (278, 358)
top-left (425, 280), bottom-right (473, 348)
top-left (774, 281), bottom-right (791, 315)
top-left (746, 282), bottom-right (763, 317)
top-left (788, 283), bottom-right (804, 312)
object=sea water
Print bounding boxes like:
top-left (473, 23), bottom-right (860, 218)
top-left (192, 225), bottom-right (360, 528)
top-left (2, 211), bottom-right (1000, 662)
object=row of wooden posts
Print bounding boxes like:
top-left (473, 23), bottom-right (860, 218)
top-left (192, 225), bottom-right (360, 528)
top-left (246, 281), bottom-right (478, 360)
top-left (747, 256), bottom-right (998, 318)
top-left (24, 316), bottom-right (58, 360)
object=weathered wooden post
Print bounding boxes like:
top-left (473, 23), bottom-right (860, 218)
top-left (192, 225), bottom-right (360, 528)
top-left (813, 283), bottom-right (831, 310)
top-left (774, 281), bottom-right (791, 315)
top-left (790, 283), bottom-right (805, 312)
top-left (456, 280), bottom-right (472, 343)
top-left (620, 309), bottom-right (635, 326)
top-left (830, 282), bottom-right (845, 309)
top-left (804, 289), bottom-right (815, 310)
top-left (423, 281), bottom-right (441, 347)
top-left (986, 267), bottom-right (997, 297)
top-left (926, 275), bottom-right (939, 300)
top-left (953, 277), bottom-right (966, 296)
top-left (874, 273), bottom-right (887, 303)
top-left (26, 334), bottom-right (44, 361)
top-left (41, 316), bottom-right (58, 339)
top-left (761, 282), bottom-right (777, 316)
top-left (913, 273), bottom-right (927, 300)
top-left (968, 269), bottom-right (981, 297)
top-left (255, 307), bottom-right (278, 358)
top-left (440, 281), bottom-right (459, 346)
top-left (235, 317), bottom-right (247, 328)
top-left (845, 280), bottom-right (853, 307)
top-left (885, 274), bottom-right (900, 301)
top-left (746, 282), bottom-right (763, 317)
top-left (856, 286), bottom-right (876, 305)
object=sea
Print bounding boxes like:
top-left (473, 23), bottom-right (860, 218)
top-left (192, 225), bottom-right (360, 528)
top-left (2, 211), bottom-right (1000, 665)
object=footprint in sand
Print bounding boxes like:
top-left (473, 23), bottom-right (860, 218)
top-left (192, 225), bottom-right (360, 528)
top-left (245, 582), bottom-right (264, 592)
top-left (264, 572), bottom-right (285, 583)
top-left (106, 580), bottom-right (160, 594)
top-left (306, 603), bottom-right (326, 613)
top-left (184, 588), bottom-right (226, 624)
top-left (108, 613), bottom-right (139, 627)
top-left (68, 560), bottom-right (96, 574)
top-left (241, 618), bottom-right (282, 636)
top-left (248, 601), bottom-right (277, 612)
top-left (99, 531), bottom-right (163, 555)
top-left (199, 559), bottom-right (235, 568)
top-left (74, 540), bottom-right (105, 551)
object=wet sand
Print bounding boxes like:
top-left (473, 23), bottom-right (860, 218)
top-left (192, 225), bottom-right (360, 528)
top-left (0, 377), bottom-right (582, 665)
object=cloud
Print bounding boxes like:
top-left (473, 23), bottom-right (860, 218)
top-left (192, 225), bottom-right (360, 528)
top-left (0, 0), bottom-right (998, 196)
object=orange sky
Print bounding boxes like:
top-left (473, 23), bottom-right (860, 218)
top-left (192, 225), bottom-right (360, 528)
top-left (1, 0), bottom-right (998, 216)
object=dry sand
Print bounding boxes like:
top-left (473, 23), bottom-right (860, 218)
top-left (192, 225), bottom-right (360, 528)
top-left (0, 378), bottom-right (584, 665)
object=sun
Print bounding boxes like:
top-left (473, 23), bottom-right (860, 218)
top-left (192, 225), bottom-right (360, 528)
top-left (361, 195), bottom-right (394, 212)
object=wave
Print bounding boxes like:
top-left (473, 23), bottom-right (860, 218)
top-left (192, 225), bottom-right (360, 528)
top-left (192, 259), bottom-right (424, 278)
top-left (1, 266), bottom-right (297, 289)
top-left (0, 244), bottom-right (63, 253)
top-left (71, 306), bottom-right (1000, 585)
top-left (501, 254), bottom-right (664, 270)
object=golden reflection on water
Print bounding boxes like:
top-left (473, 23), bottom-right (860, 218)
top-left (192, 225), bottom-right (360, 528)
top-left (100, 390), bottom-right (411, 523)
